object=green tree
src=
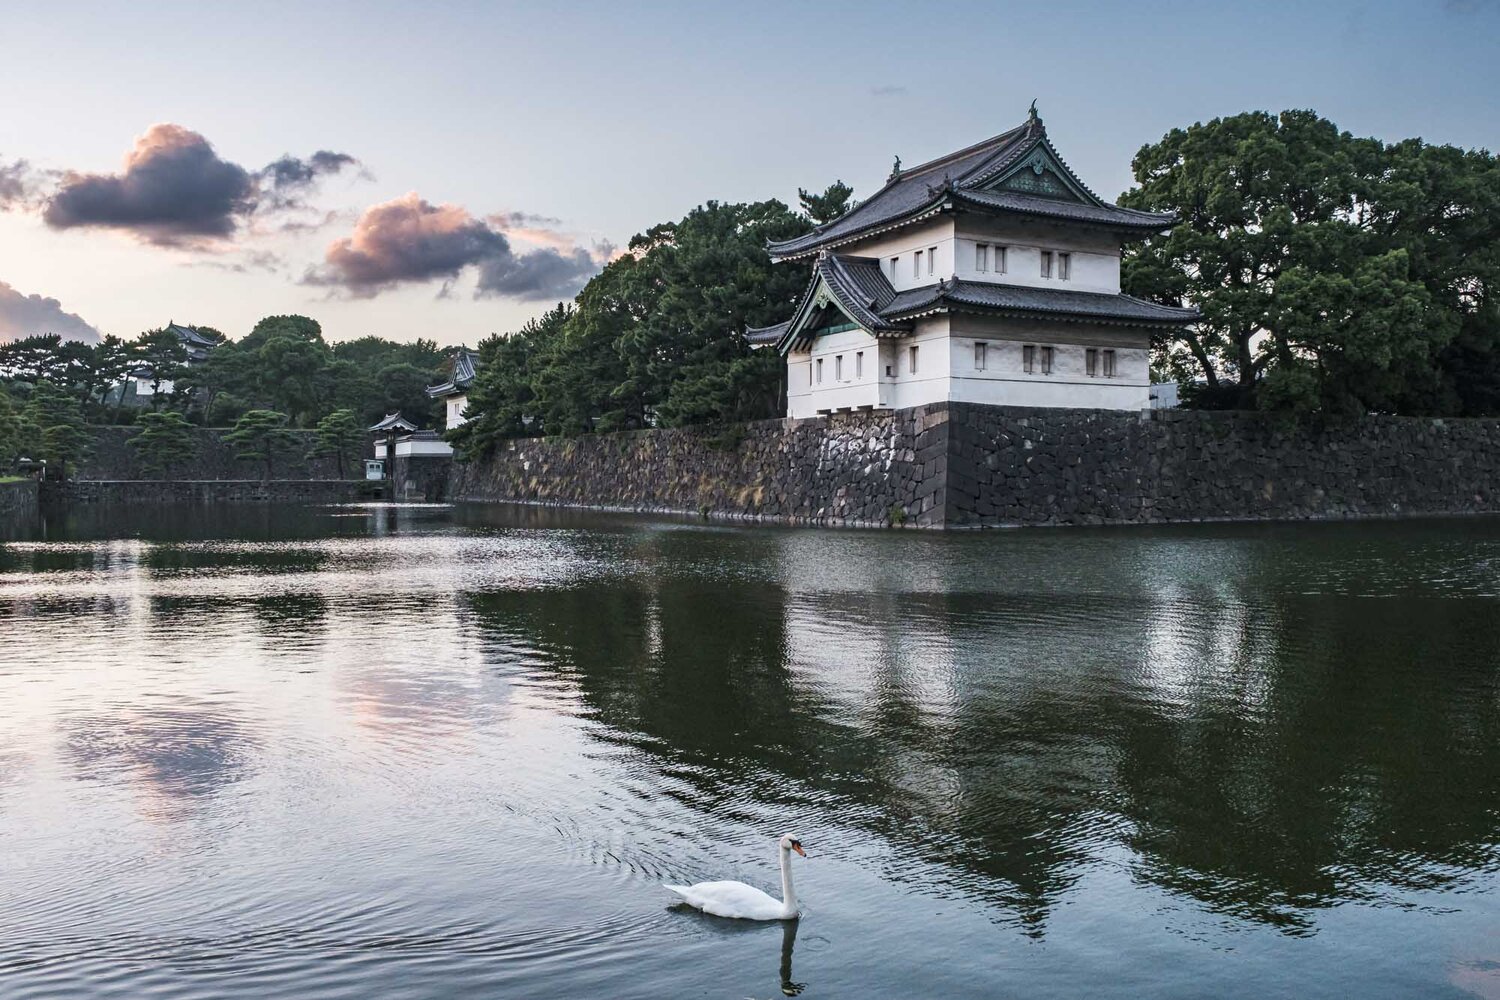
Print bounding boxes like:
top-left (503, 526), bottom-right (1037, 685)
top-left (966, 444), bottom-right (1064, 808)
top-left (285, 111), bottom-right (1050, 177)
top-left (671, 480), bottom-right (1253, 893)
top-left (448, 306), bottom-right (568, 457)
top-left (178, 340), bottom-right (255, 424)
top-left (307, 408), bottom-right (364, 479)
top-left (259, 335), bottom-right (332, 424)
top-left (23, 380), bottom-right (90, 479)
top-left (224, 409), bottom-right (297, 483)
top-left (1121, 109), bottom-right (1497, 415)
top-left (129, 411), bottom-right (197, 478)
top-left (0, 385), bottom-right (30, 469)
top-left (798, 180), bottom-right (855, 224)
top-left (130, 328), bottom-right (191, 408)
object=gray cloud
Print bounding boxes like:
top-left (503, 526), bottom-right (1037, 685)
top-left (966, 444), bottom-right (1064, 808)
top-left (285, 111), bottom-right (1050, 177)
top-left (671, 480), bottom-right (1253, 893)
top-left (44, 124), bottom-right (256, 245)
top-left (0, 157), bottom-right (37, 208)
top-left (476, 245), bottom-right (599, 301)
top-left (38, 124), bottom-right (359, 247)
top-left (308, 192), bottom-right (602, 301)
top-left (0, 280), bottom-right (101, 343)
top-left (259, 150), bottom-right (361, 210)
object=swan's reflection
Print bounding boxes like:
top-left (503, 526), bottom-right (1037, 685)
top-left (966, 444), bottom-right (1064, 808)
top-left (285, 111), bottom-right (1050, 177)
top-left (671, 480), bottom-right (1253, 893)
top-left (779, 918), bottom-right (804, 996)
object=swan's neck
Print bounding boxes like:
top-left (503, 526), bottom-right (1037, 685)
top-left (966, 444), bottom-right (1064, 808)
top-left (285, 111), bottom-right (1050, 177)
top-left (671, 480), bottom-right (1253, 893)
top-left (779, 847), bottom-right (798, 917)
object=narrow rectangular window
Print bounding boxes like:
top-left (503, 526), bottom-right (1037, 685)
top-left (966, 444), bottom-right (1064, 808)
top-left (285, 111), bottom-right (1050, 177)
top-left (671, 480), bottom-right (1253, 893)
top-left (913, 250), bottom-right (922, 277)
top-left (1086, 347), bottom-right (1098, 377)
top-left (909, 345), bottom-right (919, 374)
top-left (856, 351), bottom-right (864, 378)
top-left (928, 247), bottom-right (936, 275)
top-left (995, 245), bottom-right (1008, 273)
top-left (816, 358), bottom-right (823, 383)
top-left (835, 355), bottom-right (844, 381)
top-left (885, 363), bottom-right (895, 377)
top-left (1023, 344), bottom-right (1035, 374)
top-left (1040, 250), bottom-right (1053, 278)
top-left (808, 362), bottom-right (814, 386)
top-left (1102, 349), bottom-right (1116, 377)
top-left (1041, 346), bottom-right (1054, 374)
top-left (975, 243), bottom-right (988, 272)
top-left (890, 257), bottom-right (899, 278)
top-left (974, 342), bottom-right (987, 371)
top-left (1058, 252), bottom-right (1072, 281)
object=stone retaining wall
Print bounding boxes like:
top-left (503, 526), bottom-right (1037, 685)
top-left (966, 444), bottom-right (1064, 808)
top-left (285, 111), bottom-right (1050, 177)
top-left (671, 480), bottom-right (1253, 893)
top-left (452, 403), bottom-right (1500, 529)
top-left (451, 406), bottom-right (950, 527)
top-left (0, 478), bottom-right (38, 517)
top-left (947, 404), bottom-right (1500, 526)
top-left (48, 480), bottom-right (372, 505)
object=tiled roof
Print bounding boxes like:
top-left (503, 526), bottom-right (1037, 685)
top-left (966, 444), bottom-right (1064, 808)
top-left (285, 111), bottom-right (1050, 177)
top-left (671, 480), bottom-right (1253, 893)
top-left (767, 115), bottom-right (1174, 259)
top-left (771, 252), bottom-right (1197, 352)
top-left (883, 279), bottom-right (1199, 326)
top-left (164, 321), bottom-right (219, 349)
top-left (426, 347), bottom-right (481, 397)
top-left (817, 254), bottom-right (904, 332)
top-left (369, 412), bottom-right (419, 432)
top-left (950, 189), bottom-right (1171, 230)
top-left (745, 321), bottom-right (790, 346)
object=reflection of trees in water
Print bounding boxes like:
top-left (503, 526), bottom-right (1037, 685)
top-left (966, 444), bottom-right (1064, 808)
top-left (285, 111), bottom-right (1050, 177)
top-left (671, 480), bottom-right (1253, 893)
top-left (461, 569), bottom-right (1500, 935)
top-left (250, 592), bottom-right (330, 639)
top-left (61, 703), bottom-right (259, 815)
top-left (1118, 593), bottom-right (1500, 932)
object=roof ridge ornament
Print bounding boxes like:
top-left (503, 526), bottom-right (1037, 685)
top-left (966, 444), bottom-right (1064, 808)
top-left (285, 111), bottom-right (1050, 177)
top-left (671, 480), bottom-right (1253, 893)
top-left (889, 155), bottom-right (902, 181)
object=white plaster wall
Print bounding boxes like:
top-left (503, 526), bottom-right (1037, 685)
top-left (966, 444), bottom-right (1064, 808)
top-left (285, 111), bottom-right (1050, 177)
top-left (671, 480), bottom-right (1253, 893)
top-left (946, 318), bottom-right (1150, 410)
top-left (953, 217), bottom-right (1121, 294)
top-left (844, 220), bottom-right (955, 293)
top-left (446, 394), bottom-right (470, 429)
top-left (394, 438), bottom-right (455, 458)
top-left (786, 329), bottom-right (883, 418)
top-left (882, 316), bottom-right (952, 411)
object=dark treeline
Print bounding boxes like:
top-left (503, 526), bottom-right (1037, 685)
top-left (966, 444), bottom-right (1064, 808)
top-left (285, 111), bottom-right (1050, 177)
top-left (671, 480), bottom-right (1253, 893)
top-left (0, 315), bottom-right (447, 477)
top-left (1122, 110), bottom-right (1500, 415)
top-left (447, 189), bottom-right (850, 458)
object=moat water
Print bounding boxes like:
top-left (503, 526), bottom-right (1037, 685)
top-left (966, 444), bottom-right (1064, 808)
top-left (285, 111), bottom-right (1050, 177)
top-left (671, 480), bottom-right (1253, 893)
top-left (2, 503), bottom-right (1499, 998)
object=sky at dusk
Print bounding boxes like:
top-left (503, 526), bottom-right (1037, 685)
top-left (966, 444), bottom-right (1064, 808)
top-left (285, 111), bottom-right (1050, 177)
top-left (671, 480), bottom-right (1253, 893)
top-left (1, 0), bottom-right (1497, 348)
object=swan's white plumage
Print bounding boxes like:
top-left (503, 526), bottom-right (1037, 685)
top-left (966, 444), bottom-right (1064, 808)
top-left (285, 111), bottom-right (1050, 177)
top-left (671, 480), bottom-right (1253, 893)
top-left (665, 833), bottom-right (805, 921)
top-left (664, 880), bottom-right (789, 920)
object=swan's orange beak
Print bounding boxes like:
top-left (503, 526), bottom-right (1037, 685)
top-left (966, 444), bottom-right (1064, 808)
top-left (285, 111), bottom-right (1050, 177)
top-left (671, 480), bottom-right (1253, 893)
top-left (791, 843), bottom-right (806, 857)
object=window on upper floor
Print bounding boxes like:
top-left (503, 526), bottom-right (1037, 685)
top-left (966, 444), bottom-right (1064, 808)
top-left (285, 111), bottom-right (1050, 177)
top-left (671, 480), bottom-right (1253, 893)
top-left (909, 345), bottom-right (919, 374)
top-left (975, 243), bottom-right (989, 272)
top-left (1058, 252), bottom-right (1072, 281)
top-left (856, 351), bottom-right (864, 378)
top-left (1041, 346), bottom-right (1054, 374)
top-left (974, 342), bottom-right (987, 371)
top-left (1086, 347), bottom-right (1099, 377)
top-left (1040, 250), bottom-right (1054, 279)
top-left (913, 250), bottom-right (923, 278)
top-left (1102, 349), bottom-right (1117, 377)
top-left (1023, 344), bottom-right (1035, 374)
top-left (808, 362), bottom-right (814, 386)
top-left (995, 245), bottom-right (1008, 273)
top-left (835, 355), bottom-right (844, 381)
top-left (890, 257), bottom-right (900, 278)
top-left (928, 247), bottom-right (936, 275)
top-left (816, 358), bottom-right (823, 384)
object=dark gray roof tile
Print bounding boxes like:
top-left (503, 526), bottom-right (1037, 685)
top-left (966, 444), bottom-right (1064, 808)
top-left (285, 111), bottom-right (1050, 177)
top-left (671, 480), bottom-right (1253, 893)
top-left (883, 280), bottom-right (1199, 326)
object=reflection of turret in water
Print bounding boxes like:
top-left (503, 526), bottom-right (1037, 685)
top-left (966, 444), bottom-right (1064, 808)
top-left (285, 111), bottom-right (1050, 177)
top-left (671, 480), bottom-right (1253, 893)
top-left (779, 918), bottom-right (804, 997)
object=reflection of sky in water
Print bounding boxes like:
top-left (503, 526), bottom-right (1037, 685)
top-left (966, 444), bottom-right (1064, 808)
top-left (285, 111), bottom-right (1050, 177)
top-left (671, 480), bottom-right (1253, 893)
top-left (1, 505), bottom-right (1499, 998)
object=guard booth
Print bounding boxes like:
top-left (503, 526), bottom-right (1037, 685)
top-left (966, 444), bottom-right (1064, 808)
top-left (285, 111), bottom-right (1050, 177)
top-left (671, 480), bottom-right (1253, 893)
top-left (364, 459), bottom-right (385, 481)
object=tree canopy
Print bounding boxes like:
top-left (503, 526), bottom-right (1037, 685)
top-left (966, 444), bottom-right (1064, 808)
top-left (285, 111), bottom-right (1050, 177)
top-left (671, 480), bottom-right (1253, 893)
top-left (224, 409), bottom-right (298, 482)
top-left (1121, 109), bottom-right (1500, 415)
top-left (450, 197), bottom-right (817, 456)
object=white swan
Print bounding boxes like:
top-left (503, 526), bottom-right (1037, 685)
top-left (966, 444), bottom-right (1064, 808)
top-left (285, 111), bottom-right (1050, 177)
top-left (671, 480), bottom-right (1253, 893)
top-left (665, 834), bottom-right (807, 920)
